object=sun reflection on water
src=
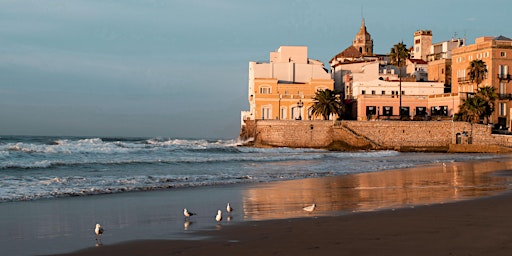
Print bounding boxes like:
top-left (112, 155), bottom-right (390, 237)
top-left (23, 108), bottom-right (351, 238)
top-left (241, 160), bottom-right (512, 221)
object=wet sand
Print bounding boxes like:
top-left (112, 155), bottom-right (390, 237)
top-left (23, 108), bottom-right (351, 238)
top-left (61, 192), bottom-right (512, 256)
top-left (51, 159), bottom-right (512, 256)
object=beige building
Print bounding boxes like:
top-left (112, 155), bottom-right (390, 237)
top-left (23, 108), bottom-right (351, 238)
top-left (343, 61), bottom-right (446, 120)
top-left (411, 30), bottom-right (432, 61)
top-left (452, 36), bottom-right (512, 128)
top-left (241, 46), bottom-right (334, 123)
top-left (427, 37), bottom-right (465, 88)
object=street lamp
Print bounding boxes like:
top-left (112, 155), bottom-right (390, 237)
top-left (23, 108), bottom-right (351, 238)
top-left (297, 99), bottom-right (304, 120)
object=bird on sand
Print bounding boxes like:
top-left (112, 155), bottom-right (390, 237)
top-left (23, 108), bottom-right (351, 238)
top-left (303, 203), bottom-right (316, 212)
top-left (226, 203), bottom-right (233, 214)
top-left (183, 208), bottom-right (196, 219)
top-left (215, 210), bottom-right (223, 222)
top-left (95, 224), bottom-right (104, 240)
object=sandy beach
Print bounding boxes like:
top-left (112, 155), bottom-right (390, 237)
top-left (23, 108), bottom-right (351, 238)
top-left (60, 191), bottom-right (512, 256)
top-left (40, 158), bottom-right (512, 256)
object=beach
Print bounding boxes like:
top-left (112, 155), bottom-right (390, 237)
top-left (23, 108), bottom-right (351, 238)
top-left (60, 191), bottom-right (512, 256)
top-left (35, 158), bottom-right (512, 256)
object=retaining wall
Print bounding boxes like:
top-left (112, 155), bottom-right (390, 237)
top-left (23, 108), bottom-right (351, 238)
top-left (242, 120), bottom-right (512, 152)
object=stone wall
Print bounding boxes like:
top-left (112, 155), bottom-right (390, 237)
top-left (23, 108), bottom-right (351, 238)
top-left (242, 120), bottom-right (512, 152)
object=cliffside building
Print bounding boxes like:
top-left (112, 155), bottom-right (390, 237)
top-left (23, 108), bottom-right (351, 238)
top-left (241, 46), bottom-right (334, 124)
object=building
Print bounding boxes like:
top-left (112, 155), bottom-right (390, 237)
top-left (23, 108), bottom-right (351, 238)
top-left (330, 19), bottom-right (380, 94)
top-left (427, 37), bottom-right (465, 91)
top-left (411, 30), bottom-right (433, 61)
top-left (343, 61), bottom-right (446, 120)
top-left (241, 46), bottom-right (334, 124)
top-left (452, 36), bottom-right (512, 128)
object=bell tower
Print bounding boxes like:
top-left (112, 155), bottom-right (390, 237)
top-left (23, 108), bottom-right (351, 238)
top-left (352, 19), bottom-right (374, 56)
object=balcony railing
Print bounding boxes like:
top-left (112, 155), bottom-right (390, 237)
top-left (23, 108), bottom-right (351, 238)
top-left (457, 77), bottom-right (472, 84)
top-left (499, 94), bottom-right (512, 100)
top-left (498, 74), bottom-right (512, 81)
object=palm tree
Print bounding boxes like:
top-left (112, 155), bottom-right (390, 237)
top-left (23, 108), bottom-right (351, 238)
top-left (467, 59), bottom-right (488, 88)
top-left (458, 96), bottom-right (485, 123)
top-left (389, 42), bottom-right (410, 68)
top-left (310, 89), bottom-right (343, 120)
top-left (389, 42), bottom-right (410, 118)
top-left (475, 86), bottom-right (498, 124)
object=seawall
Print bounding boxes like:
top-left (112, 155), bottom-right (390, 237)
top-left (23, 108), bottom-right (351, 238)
top-left (240, 120), bottom-right (512, 153)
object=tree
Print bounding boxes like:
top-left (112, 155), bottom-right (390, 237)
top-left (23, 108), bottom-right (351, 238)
top-left (310, 89), bottom-right (343, 120)
top-left (457, 86), bottom-right (497, 124)
top-left (458, 96), bottom-right (485, 123)
top-left (475, 86), bottom-right (498, 124)
top-left (389, 42), bottom-right (410, 118)
top-left (467, 59), bottom-right (488, 88)
top-left (389, 42), bottom-right (410, 69)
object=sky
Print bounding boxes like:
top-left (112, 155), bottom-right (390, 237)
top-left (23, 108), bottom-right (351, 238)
top-left (0, 0), bottom-right (510, 139)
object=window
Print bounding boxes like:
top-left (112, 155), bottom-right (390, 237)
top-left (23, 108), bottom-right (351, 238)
top-left (361, 90), bottom-right (366, 95)
top-left (371, 90), bottom-right (376, 95)
top-left (468, 55), bottom-right (473, 61)
top-left (383, 106), bottom-right (393, 116)
top-left (381, 90), bottom-right (386, 95)
top-left (259, 86), bottom-right (271, 94)
top-left (500, 102), bottom-right (507, 116)
top-left (441, 68), bottom-right (444, 74)
top-left (501, 52), bottom-right (507, 57)
top-left (280, 107), bottom-right (287, 120)
top-left (476, 53), bottom-right (482, 59)
top-left (261, 106), bottom-right (272, 120)
top-left (401, 91), bottom-right (405, 95)
top-left (484, 52), bottom-right (489, 58)
top-left (499, 65), bottom-right (509, 78)
top-left (366, 106), bottom-right (377, 116)
top-left (500, 82), bottom-right (506, 94)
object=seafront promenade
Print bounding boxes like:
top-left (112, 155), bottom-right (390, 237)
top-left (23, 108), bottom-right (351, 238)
top-left (241, 120), bottom-right (512, 153)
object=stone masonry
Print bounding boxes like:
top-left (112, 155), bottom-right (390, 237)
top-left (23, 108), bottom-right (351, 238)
top-left (240, 120), bottom-right (512, 152)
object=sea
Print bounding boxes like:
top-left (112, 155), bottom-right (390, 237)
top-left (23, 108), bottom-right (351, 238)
top-left (0, 135), bottom-right (506, 203)
top-left (3, 135), bottom-right (512, 255)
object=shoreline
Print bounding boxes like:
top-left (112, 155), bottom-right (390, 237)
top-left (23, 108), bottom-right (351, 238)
top-left (47, 158), bottom-right (512, 256)
top-left (60, 190), bottom-right (512, 256)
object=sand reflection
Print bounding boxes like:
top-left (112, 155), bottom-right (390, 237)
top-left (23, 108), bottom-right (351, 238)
top-left (241, 160), bottom-right (512, 221)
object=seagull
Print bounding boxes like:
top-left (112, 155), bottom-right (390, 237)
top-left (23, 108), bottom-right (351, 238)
top-left (95, 224), bottom-right (104, 240)
top-left (303, 203), bottom-right (316, 212)
top-left (183, 208), bottom-right (196, 219)
top-left (215, 210), bottom-right (222, 222)
top-left (226, 203), bottom-right (233, 214)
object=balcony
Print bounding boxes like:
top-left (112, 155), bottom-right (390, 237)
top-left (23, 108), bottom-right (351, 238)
top-left (497, 73), bottom-right (512, 82)
top-left (457, 77), bottom-right (472, 84)
top-left (498, 94), bottom-right (512, 100)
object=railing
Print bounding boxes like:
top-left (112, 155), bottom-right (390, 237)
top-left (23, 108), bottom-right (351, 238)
top-left (457, 78), bottom-right (472, 84)
top-left (497, 74), bottom-right (512, 81)
top-left (499, 94), bottom-right (512, 100)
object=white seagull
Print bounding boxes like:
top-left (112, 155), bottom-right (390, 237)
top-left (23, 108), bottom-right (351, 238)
top-left (183, 208), bottom-right (196, 219)
top-left (303, 203), bottom-right (316, 212)
top-left (215, 210), bottom-right (223, 222)
top-left (95, 224), bottom-right (104, 240)
top-left (226, 203), bottom-right (233, 214)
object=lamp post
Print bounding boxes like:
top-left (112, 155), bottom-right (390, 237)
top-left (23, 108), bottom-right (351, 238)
top-left (297, 99), bottom-right (304, 120)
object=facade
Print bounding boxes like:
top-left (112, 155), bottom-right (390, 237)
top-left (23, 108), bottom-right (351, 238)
top-left (343, 61), bottom-right (445, 120)
top-left (241, 46), bottom-right (334, 123)
top-left (412, 30), bottom-right (432, 61)
top-left (452, 36), bottom-right (512, 128)
top-left (427, 38), bottom-right (465, 90)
